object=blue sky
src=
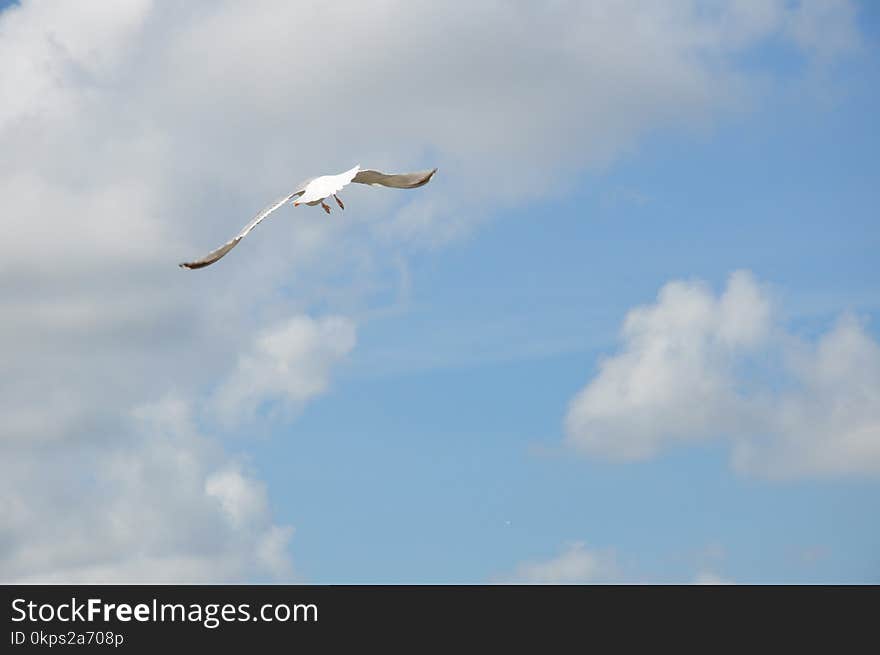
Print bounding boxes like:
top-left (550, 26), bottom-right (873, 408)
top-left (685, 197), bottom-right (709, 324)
top-left (251, 53), bottom-right (879, 582)
top-left (0, 1), bottom-right (877, 583)
top-left (248, 14), bottom-right (880, 583)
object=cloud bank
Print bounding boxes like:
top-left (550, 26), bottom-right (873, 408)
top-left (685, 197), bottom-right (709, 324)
top-left (1, 398), bottom-right (293, 583)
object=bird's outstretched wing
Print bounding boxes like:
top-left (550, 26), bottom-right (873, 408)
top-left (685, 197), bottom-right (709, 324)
top-left (179, 186), bottom-right (306, 270)
top-left (353, 168), bottom-right (437, 189)
top-left (179, 166), bottom-right (437, 270)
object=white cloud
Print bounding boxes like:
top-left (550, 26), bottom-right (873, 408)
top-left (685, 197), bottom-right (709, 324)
top-left (564, 271), bottom-right (880, 478)
top-left (0, 0), bottom-right (152, 130)
top-left (205, 469), bottom-right (270, 529)
top-left (565, 270), bottom-right (770, 460)
top-left (733, 315), bottom-right (880, 478)
top-left (501, 542), bottom-right (618, 584)
top-left (0, 397), bottom-right (294, 583)
top-left (0, 0), bottom-right (864, 581)
top-left (212, 315), bottom-right (356, 426)
top-left (502, 541), bottom-right (743, 584)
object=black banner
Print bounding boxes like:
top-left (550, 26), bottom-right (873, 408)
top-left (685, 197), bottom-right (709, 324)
top-left (1, 585), bottom-right (874, 650)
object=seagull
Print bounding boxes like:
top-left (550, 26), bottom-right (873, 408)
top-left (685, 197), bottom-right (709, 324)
top-left (179, 164), bottom-right (437, 269)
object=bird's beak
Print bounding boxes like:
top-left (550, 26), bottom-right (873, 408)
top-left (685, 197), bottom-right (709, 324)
top-left (293, 201), bottom-right (299, 206)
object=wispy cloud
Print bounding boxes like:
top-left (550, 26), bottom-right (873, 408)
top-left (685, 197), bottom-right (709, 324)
top-left (498, 542), bottom-right (619, 584)
top-left (499, 541), bottom-right (737, 585)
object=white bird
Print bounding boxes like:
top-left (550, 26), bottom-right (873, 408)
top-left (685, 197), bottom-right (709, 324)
top-left (179, 164), bottom-right (437, 269)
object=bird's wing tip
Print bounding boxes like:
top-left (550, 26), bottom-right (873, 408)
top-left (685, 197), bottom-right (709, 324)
top-left (421, 168), bottom-right (438, 184)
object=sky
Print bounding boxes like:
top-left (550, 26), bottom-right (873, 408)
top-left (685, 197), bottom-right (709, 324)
top-left (0, 0), bottom-right (877, 584)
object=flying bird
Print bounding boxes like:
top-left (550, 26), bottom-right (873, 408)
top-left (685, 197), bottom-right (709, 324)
top-left (179, 164), bottom-right (437, 269)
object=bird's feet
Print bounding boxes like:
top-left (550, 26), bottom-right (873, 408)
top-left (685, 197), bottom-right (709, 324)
top-left (334, 194), bottom-right (345, 210)
top-left (321, 201), bottom-right (332, 214)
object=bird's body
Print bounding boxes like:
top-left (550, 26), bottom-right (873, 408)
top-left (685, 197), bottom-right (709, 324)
top-left (179, 164), bottom-right (436, 269)
top-left (294, 165), bottom-right (361, 207)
